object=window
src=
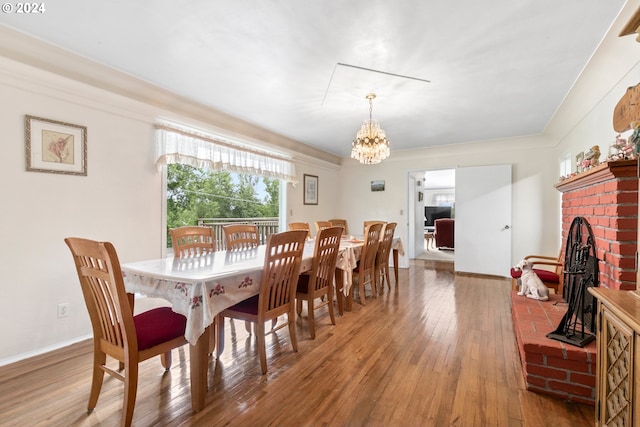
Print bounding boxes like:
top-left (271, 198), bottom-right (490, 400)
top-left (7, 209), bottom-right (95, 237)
top-left (156, 123), bottom-right (292, 248)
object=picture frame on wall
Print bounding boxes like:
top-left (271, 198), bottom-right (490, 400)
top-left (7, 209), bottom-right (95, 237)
top-left (303, 174), bottom-right (318, 205)
top-left (371, 180), bottom-right (385, 192)
top-left (25, 115), bottom-right (87, 176)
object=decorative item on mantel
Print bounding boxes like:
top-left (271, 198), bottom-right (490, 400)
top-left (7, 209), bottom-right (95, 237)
top-left (580, 145), bottom-right (600, 171)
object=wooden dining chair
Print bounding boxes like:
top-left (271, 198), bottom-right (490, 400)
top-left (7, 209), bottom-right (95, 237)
top-left (363, 220), bottom-right (386, 235)
top-left (223, 224), bottom-right (259, 250)
top-left (169, 225), bottom-right (215, 257)
top-left (315, 221), bottom-right (332, 235)
top-left (64, 238), bottom-right (187, 427)
top-left (375, 222), bottom-right (397, 292)
top-left (216, 230), bottom-right (308, 374)
top-left (352, 223), bottom-right (383, 305)
top-left (296, 226), bottom-right (343, 338)
top-left (288, 222), bottom-right (312, 239)
top-left (329, 219), bottom-right (349, 235)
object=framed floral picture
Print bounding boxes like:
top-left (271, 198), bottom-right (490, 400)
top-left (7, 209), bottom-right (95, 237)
top-left (25, 115), bottom-right (87, 176)
top-left (303, 174), bottom-right (318, 205)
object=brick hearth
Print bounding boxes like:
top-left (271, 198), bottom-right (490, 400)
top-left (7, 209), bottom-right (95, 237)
top-left (511, 292), bottom-right (596, 404)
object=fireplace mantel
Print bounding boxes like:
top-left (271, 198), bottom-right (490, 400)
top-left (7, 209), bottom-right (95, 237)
top-left (555, 159), bottom-right (638, 193)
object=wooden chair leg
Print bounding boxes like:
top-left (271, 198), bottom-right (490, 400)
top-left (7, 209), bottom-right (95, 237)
top-left (296, 298), bottom-right (303, 316)
top-left (288, 311), bottom-right (298, 352)
top-left (371, 273), bottom-right (378, 298)
top-left (257, 321), bottom-right (267, 374)
top-left (328, 287), bottom-right (336, 326)
top-left (216, 315), bottom-right (225, 358)
top-left (122, 360), bottom-right (138, 427)
top-left (160, 350), bottom-right (172, 370)
top-left (307, 298), bottom-right (316, 339)
top-left (88, 349), bottom-right (106, 412)
top-left (385, 264), bottom-right (392, 290)
top-left (358, 278), bottom-right (366, 306)
top-left (208, 318), bottom-right (217, 355)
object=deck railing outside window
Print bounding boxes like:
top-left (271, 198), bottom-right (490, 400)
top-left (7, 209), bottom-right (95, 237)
top-left (197, 217), bottom-right (279, 250)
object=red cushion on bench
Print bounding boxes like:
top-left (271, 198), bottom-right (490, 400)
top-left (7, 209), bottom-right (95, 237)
top-left (510, 267), bottom-right (559, 284)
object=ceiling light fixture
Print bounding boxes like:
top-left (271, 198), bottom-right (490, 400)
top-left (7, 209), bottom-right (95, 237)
top-left (351, 93), bottom-right (390, 165)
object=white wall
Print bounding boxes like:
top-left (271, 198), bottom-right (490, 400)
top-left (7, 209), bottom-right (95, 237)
top-left (0, 58), bottom-right (165, 363)
top-left (338, 135), bottom-right (560, 268)
top-left (0, 57), bottom-right (339, 365)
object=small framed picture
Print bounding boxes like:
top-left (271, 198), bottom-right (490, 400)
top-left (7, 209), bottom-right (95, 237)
top-left (371, 180), bottom-right (385, 192)
top-left (303, 174), bottom-right (318, 205)
top-left (25, 115), bottom-right (87, 176)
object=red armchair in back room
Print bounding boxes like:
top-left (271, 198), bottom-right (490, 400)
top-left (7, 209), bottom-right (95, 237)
top-left (434, 218), bottom-right (454, 249)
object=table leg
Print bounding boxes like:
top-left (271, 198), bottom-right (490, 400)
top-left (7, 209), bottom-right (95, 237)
top-left (189, 325), bottom-right (210, 412)
top-left (392, 248), bottom-right (399, 286)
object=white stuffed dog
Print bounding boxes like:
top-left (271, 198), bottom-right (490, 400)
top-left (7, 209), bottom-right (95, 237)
top-left (514, 259), bottom-right (549, 301)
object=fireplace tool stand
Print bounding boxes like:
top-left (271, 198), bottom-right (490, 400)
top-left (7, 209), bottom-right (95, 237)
top-left (547, 216), bottom-right (598, 347)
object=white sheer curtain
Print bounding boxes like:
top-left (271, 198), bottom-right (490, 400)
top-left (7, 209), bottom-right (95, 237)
top-left (155, 123), bottom-right (297, 184)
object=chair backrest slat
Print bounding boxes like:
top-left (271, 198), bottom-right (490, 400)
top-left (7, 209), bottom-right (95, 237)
top-left (224, 224), bottom-right (259, 251)
top-left (288, 222), bottom-right (312, 239)
top-left (170, 226), bottom-right (215, 257)
top-left (329, 219), bottom-right (348, 235)
top-left (310, 227), bottom-right (343, 292)
top-left (361, 223), bottom-right (383, 271)
top-left (259, 230), bottom-right (307, 315)
top-left (378, 222), bottom-right (397, 263)
top-left (314, 221), bottom-right (332, 234)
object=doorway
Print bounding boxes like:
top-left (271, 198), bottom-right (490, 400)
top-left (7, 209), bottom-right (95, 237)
top-left (408, 165), bottom-right (512, 276)
top-left (411, 169), bottom-right (456, 264)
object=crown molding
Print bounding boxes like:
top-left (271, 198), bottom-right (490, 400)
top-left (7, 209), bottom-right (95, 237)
top-left (0, 25), bottom-right (342, 165)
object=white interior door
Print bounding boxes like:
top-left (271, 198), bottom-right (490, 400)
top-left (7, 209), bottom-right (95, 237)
top-left (455, 164), bottom-right (512, 276)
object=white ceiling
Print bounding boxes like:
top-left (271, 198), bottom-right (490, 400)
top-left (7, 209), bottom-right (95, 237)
top-left (0, 0), bottom-right (627, 158)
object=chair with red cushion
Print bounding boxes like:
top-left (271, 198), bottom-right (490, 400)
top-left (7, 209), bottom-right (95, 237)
top-left (352, 222), bottom-right (383, 305)
top-left (216, 230), bottom-right (307, 374)
top-left (65, 238), bottom-right (187, 427)
top-left (510, 251), bottom-right (564, 294)
top-left (296, 226), bottom-right (343, 338)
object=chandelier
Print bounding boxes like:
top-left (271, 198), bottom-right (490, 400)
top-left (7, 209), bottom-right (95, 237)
top-left (351, 93), bottom-right (390, 165)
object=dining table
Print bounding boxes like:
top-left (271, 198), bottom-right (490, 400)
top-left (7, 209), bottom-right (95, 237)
top-left (120, 235), bottom-right (403, 412)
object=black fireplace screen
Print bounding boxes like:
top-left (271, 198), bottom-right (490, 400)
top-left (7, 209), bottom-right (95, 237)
top-left (546, 216), bottom-right (598, 347)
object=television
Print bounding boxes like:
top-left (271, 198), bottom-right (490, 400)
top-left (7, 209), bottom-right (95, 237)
top-left (424, 206), bottom-right (452, 227)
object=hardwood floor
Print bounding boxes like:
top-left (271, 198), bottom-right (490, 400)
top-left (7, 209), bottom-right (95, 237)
top-left (0, 262), bottom-right (594, 427)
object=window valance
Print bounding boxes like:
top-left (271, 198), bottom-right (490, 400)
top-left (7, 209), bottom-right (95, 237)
top-left (155, 123), bottom-right (297, 184)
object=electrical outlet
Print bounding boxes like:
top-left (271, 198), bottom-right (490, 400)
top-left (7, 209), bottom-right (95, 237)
top-left (57, 303), bottom-right (69, 318)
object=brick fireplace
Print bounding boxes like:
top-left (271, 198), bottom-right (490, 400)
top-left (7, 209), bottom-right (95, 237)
top-left (511, 160), bottom-right (638, 404)
top-left (555, 159), bottom-right (638, 290)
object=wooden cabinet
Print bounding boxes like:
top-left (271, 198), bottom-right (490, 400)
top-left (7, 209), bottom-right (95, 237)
top-left (590, 288), bottom-right (640, 427)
